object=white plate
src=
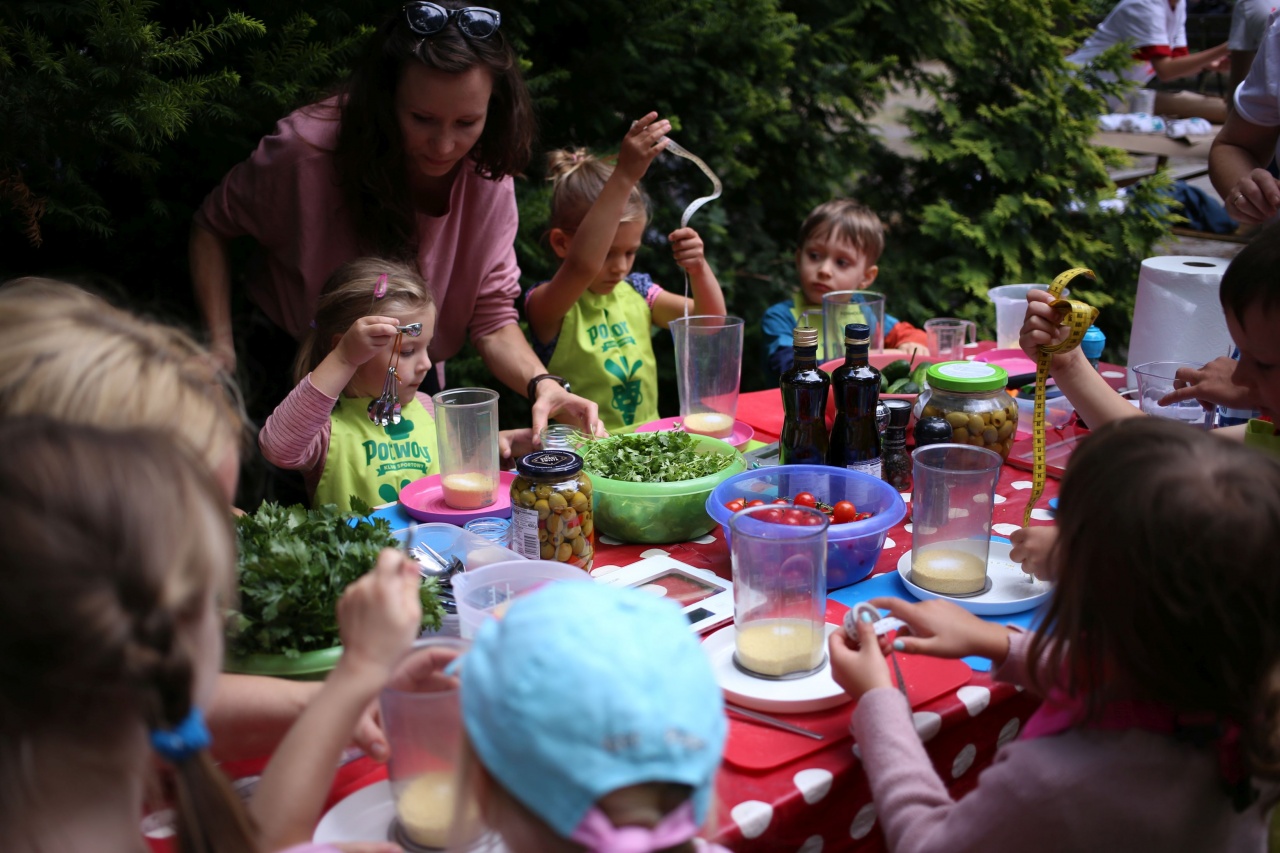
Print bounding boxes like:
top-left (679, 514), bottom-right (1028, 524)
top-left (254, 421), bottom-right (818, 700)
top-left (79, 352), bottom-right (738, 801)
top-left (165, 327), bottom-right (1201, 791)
top-left (314, 780), bottom-right (397, 844)
top-left (702, 623), bottom-right (850, 714)
top-left (896, 540), bottom-right (1051, 615)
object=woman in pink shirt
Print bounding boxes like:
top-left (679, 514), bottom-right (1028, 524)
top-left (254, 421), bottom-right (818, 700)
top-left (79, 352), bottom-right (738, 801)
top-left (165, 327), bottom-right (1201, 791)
top-left (190, 2), bottom-right (599, 436)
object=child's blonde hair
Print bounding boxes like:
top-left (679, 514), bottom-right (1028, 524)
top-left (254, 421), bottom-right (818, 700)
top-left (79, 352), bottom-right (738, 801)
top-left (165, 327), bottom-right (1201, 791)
top-left (0, 278), bottom-right (248, 476)
top-left (293, 257), bottom-right (436, 385)
top-left (546, 147), bottom-right (651, 233)
top-left (0, 418), bottom-right (251, 852)
top-left (797, 198), bottom-right (885, 265)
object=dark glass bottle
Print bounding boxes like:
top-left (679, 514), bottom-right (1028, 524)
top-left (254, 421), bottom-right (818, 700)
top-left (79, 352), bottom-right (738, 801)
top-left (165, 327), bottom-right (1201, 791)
top-left (827, 323), bottom-right (881, 476)
top-left (779, 326), bottom-right (830, 465)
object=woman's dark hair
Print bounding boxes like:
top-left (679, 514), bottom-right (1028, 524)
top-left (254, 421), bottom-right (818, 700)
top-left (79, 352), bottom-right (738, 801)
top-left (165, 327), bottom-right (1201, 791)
top-left (1219, 217), bottom-right (1280, 325)
top-left (335, 2), bottom-right (534, 255)
top-left (1029, 418), bottom-right (1280, 783)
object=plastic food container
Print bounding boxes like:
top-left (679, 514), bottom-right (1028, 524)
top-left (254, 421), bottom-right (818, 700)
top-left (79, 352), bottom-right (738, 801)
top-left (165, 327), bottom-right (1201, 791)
top-left (393, 522), bottom-right (522, 572)
top-left (707, 465), bottom-right (906, 589)
top-left (912, 362), bottom-right (1018, 461)
top-left (1014, 393), bottom-right (1075, 434)
top-left (451, 560), bottom-right (592, 639)
top-left (586, 433), bottom-right (746, 544)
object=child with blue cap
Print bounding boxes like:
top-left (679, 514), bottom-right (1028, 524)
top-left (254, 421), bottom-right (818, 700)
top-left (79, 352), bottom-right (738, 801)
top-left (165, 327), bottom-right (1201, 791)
top-left (456, 581), bottom-right (730, 853)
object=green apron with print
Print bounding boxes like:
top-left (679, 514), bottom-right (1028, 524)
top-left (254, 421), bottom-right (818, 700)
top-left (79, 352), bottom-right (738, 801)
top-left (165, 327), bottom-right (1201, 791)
top-left (315, 396), bottom-right (439, 511)
top-left (790, 293), bottom-right (868, 360)
top-left (547, 284), bottom-right (659, 434)
top-left (1245, 418), bottom-right (1280, 458)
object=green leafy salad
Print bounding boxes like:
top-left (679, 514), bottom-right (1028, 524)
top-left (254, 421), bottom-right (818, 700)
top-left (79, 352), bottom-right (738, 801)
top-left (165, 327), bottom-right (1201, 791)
top-left (579, 430), bottom-right (736, 482)
top-left (230, 497), bottom-right (443, 658)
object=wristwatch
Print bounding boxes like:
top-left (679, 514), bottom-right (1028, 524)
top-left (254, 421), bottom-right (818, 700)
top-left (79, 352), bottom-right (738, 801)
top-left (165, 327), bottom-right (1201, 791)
top-left (527, 373), bottom-right (571, 402)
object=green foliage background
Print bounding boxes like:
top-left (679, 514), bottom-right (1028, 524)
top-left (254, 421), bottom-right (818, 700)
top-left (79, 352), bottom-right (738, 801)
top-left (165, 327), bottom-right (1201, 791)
top-left (1, 0), bottom-right (1173, 427)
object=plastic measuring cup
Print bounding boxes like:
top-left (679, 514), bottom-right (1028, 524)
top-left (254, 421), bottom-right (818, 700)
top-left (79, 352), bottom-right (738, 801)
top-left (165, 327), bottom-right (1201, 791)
top-left (380, 637), bottom-right (481, 849)
top-left (909, 444), bottom-right (1003, 596)
top-left (433, 387), bottom-right (500, 510)
top-left (671, 315), bottom-right (744, 439)
top-left (823, 291), bottom-right (886, 359)
top-left (924, 317), bottom-right (977, 362)
top-left (729, 504), bottom-right (829, 679)
top-left (987, 284), bottom-right (1069, 351)
top-left (1134, 361), bottom-right (1211, 429)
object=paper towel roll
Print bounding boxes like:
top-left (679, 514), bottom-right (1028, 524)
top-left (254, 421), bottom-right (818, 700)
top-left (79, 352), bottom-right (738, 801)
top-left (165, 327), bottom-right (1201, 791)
top-left (1126, 256), bottom-right (1232, 387)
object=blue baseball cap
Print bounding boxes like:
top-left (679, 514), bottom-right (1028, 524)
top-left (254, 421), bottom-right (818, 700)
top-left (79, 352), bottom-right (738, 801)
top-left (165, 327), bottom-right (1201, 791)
top-left (459, 581), bottom-right (727, 839)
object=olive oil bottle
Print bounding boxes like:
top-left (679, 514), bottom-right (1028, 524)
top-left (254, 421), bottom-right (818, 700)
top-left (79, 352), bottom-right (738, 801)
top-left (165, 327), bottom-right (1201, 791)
top-left (827, 323), bottom-right (882, 476)
top-left (779, 326), bottom-right (830, 465)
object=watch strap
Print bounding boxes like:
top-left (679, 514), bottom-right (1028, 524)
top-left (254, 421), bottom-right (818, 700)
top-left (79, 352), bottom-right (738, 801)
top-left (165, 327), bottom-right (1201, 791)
top-left (527, 373), bottom-right (570, 401)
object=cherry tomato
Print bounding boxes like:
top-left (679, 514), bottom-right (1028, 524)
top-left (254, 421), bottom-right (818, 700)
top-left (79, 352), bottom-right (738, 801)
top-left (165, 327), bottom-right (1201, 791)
top-left (855, 511), bottom-right (873, 521)
top-left (759, 508), bottom-right (784, 524)
top-left (794, 492), bottom-right (817, 508)
top-left (724, 499), bottom-right (745, 512)
top-left (772, 498), bottom-right (791, 505)
top-left (746, 499), bottom-right (766, 508)
top-left (832, 500), bottom-right (858, 524)
top-left (776, 508), bottom-right (804, 525)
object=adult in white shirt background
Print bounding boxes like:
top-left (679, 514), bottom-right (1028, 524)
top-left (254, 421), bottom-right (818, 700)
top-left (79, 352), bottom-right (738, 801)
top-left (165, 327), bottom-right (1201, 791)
top-left (1210, 10), bottom-right (1280, 223)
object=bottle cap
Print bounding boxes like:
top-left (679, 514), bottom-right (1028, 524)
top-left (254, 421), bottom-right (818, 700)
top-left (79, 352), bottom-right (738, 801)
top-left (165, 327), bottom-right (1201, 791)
top-left (924, 361), bottom-right (1008, 392)
top-left (1081, 326), bottom-right (1106, 360)
top-left (843, 323), bottom-right (871, 346)
top-left (516, 450), bottom-right (584, 479)
top-left (793, 326), bottom-right (819, 348)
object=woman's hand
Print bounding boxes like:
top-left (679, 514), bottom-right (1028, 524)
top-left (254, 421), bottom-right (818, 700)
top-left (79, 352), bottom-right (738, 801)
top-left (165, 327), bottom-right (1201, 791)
top-left (335, 315), bottom-right (401, 368)
top-left (827, 610), bottom-right (894, 700)
top-left (1009, 525), bottom-right (1058, 581)
top-left (868, 596), bottom-right (1011, 664)
top-left (499, 428), bottom-right (537, 465)
top-left (1157, 356), bottom-right (1257, 411)
top-left (1226, 167), bottom-right (1280, 224)
top-left (669, 227), bottom-right (709, 273)
top-left (337, 549), bottom-right (423, 680)
top-left (530, 385), bottom-right (605, 442)
top-left (616, 111), bottom-right (671, 183)
top-left (1018, 290), bottom-right (1088, 374)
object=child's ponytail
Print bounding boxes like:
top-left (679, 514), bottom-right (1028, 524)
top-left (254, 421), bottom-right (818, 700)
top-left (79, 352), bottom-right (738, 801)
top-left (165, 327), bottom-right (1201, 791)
top-left (545, 146), bottom-right (650, 233)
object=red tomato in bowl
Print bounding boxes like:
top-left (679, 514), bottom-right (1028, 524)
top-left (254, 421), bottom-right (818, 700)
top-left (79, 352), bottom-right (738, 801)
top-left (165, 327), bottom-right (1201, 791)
top-left (793, 492), bottom-right (817, 508)
top-left (832, 500), bottom-right (858, 524)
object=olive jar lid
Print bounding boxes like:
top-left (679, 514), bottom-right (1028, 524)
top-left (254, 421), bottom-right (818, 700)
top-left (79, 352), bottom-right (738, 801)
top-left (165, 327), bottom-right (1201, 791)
top-left (924, 361), bottom-right (1008, 393)
top-left (516, 450), bottom-right (584, 478)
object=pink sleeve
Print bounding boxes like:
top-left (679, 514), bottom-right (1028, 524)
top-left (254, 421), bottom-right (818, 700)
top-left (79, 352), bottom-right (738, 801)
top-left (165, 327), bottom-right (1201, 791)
top-left (641, 280), bottom-right (663, 310)
top-left (258, 376), bottom-right (335, 474)
top-left (465, 179), bottom-right (521, 342)
top-left (272, 844), bottom-right (343, 853)
top-left (991, 629), bottom-right (1041, 694)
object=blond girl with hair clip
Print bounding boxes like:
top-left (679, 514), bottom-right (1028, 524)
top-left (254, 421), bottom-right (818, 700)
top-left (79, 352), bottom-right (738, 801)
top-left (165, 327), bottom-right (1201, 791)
top-left (830, 417), bottom-right (1280, 852)
top-left (524, 113), bottom-right (726, 433)
top-left (261, 256), bottom-right (531, 510)
top-left (0, 418), bottom-right (421, 853)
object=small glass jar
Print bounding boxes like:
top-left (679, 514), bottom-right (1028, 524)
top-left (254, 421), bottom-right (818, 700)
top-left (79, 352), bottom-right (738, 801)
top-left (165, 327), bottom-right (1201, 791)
top-left (510, 451), bottom-right (594, 571)
top-left (463, 517), bottom-right (513, 549)
top-left (912, 362), bottom-right (1018, 461)
top-left (539, 424), bottom-right (589, 452)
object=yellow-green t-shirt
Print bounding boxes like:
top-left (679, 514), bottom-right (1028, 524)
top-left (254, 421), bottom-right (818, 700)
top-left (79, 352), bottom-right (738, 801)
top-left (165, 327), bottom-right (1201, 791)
top-left (545, 280), bottom-right (659, 434)
top-left (315, 395), bottom-right (439, 510)
top-left (1245, 418), bottom-right (1280, 458)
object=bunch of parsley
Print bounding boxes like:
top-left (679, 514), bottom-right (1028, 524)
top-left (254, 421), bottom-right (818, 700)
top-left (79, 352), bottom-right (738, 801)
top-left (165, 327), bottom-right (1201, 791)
top-left (230, 497), bottom-right (443, 658)
top-left (579, 431), bottom-right (736, 482)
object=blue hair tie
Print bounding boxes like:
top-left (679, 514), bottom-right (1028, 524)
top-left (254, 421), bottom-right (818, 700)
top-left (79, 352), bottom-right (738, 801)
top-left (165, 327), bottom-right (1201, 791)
top-left (150, 707), bottom-right (211, 763)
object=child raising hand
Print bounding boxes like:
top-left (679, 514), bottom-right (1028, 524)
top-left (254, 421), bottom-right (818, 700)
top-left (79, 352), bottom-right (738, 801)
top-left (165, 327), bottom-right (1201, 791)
top-left (830, 418), bottom-right (1280, 852)
top-left (525, 113), bottom-right (727, 433)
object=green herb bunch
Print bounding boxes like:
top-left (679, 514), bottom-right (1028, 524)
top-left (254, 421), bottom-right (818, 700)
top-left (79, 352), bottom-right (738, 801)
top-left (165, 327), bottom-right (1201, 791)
top-left (579, 431), bottom-right (736, 483)
top-left (230, 497), bottom-right (443, 658)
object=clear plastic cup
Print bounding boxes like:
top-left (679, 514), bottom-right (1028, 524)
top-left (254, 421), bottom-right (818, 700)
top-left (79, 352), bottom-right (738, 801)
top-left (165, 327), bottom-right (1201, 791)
top-left (380, 638), bottom-right (480, 849)
top-left (433, 388), bottom-right (499, 510)
top-left (729, 504), bottom-right (829, 679)
top-left (987, 284), bottom-right (1069, 351)
top-left (671, 315), bottom-right (744, 439)
top-left (924, 318), bottom-right (977, 362)
top-left (910, 444), bottom-right (1003, 596)
top-left (1134, 361), bottom-right (1211, 429)
top-left (823, 291), bottom-right (886, 359)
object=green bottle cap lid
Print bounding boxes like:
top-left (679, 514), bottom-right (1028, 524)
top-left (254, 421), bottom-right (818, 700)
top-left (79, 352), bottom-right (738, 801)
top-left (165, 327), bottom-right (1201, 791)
top-left (924, 360), bottom-right (1008, 392)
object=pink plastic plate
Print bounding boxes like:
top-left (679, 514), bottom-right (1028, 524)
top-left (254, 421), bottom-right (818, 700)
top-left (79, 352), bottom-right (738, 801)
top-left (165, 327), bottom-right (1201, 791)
top-left (398, 470), bottom-right (517, 524)
top-left (634, 416), bottom-right (755, 448)
top-left (972, 348), bottom-right (1037, 378)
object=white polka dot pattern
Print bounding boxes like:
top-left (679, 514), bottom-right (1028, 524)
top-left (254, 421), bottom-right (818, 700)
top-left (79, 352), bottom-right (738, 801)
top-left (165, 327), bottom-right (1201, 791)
top-left (731, 800), bottom-right (774, 839)
top-left (588, 565), bottom-right (621, 577)
top-left (992, 493), bottom-right (1006, 504)
top-left (691, 534), bottom-right (716, 544)
top-left (638, 548), bottom-right (670, 559)
top-left (956, 685), bottom-right (991, 716)
top-left (883, 536), bottom-right (896, 549)
top-left (1010, 480), bottom-right (1034, 490)
top-left (903, 523), bottom-right (913, 533)
top-left (793, 768), bottom-right (833, 804)
top-left (951, 743), bottom-right (977, 777)
top-left (901, 492), bottom-right (912, 502)
top-left (850, 803), bottom-right (877, 839)
top-left (597, 533), bottom-right (624, 545)
top-left (851, 742), bottom-right (862, 761)
top-left (998, 717), bottom-right (1021, 747)
top-left (912, 711), bottom-right (942, 742)
top-left (1029, 508), bottom-right (1054, 521)
top-left (797, 836), bottom-right (824, 853)
top-left (991, 523), bottom-right (1020, 537)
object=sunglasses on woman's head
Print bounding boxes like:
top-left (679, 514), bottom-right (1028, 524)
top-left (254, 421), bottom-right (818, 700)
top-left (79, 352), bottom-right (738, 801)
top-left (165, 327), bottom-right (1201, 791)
top-left (403, 2), bottom-right (502, 39)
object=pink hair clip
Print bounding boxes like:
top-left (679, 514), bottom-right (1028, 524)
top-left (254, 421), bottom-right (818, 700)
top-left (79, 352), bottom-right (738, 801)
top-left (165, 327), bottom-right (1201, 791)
top-left (373, 273), bottom-right (388, 299)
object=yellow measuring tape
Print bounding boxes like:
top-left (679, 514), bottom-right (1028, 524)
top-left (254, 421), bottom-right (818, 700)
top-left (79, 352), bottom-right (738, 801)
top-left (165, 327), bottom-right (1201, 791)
top-left (1021, 267), bottom-right (1098, 527)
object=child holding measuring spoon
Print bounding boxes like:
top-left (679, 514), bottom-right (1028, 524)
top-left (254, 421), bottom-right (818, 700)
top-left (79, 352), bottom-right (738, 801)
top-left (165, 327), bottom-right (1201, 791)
top-left (829, 418), bottom-right (1280, 852)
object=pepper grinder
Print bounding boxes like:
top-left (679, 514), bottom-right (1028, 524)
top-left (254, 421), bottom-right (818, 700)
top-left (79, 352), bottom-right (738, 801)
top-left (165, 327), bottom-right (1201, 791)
top-left (880, 400), bottom-right (914, 492)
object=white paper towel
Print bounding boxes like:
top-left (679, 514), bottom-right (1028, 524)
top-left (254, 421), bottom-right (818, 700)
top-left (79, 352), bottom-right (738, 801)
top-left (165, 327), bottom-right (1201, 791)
top-left (1126, 256), bottom-right (1232, 387)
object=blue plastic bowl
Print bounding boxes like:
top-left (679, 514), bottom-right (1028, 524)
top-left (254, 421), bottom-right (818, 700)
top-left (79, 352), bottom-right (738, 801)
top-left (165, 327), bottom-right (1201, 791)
top-left (706, 465), bottom-right (906, 589)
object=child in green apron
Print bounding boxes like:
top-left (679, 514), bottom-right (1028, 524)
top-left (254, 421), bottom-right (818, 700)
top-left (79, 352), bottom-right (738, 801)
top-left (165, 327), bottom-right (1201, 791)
top-left (260, 257), bottom-right (528, 510)
top-left (524, 112), bottom-right (727, 434)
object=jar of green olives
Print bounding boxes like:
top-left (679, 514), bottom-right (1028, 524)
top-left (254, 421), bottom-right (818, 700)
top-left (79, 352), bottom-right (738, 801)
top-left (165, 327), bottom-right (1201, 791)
top-left (510, 450), bottom-right (594, 570)
top-left (912, 362), bottom-right (1018, 461)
